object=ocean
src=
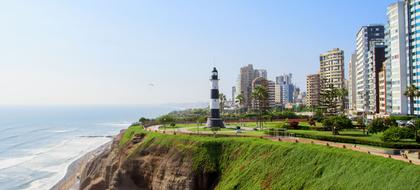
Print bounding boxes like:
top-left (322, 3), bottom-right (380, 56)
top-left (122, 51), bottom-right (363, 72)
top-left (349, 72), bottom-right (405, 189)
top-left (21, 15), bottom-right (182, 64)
top-left (0, 105), bottom-right (175, 190)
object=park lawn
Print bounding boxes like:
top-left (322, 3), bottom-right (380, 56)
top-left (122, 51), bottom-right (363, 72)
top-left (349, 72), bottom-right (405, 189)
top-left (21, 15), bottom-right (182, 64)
top-left (188, 127), bottom-right (236, 132)
top-left (287, 129), bottom-right (420, 149)
top-left (226, 121), bottom-right (322, 128)
top-left (288, 129), bottom-right (384, 142)
top-left (123, 127), bottom-right (420, 190)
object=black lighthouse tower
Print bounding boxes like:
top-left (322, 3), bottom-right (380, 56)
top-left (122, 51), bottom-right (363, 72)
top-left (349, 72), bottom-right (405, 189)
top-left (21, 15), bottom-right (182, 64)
top-left (206, 67), bottom-right (225, 128)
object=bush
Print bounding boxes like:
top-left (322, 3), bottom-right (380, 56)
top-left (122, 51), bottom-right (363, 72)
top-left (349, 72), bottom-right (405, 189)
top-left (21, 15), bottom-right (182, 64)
top-left (322, 115), bottom-right (353, 133)
top-left (293, 132), bottom-right (420, 149)
top-left (308, 118), bottom-right (316, 126)
top-left (390, 115), bottom-right (415, 121)
top-left (288, 121), bottom-right (299, 129)
top-left (382, 127), bottom-right (413, 142)
top-left (368, 118), bottom-right (386, 134)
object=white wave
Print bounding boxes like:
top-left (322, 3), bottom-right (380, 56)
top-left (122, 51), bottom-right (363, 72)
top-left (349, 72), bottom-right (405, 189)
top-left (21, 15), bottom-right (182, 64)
top-left (0, 155), bottom-right (35, 170)
top-left (0, 137), bottom-right (111, 190)
top-left (95, 122), bottom-right (131, 127)
top-left (26, 137), bottom-right (111, 190)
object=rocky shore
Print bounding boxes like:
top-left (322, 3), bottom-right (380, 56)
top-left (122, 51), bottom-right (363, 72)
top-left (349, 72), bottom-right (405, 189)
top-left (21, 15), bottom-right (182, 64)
top-left (51, 142), bottom-right (112, 190)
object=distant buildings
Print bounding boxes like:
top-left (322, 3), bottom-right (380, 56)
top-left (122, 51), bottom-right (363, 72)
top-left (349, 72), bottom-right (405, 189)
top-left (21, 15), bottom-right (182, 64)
top-left (275, 73), bottom-right (295, 105)
top-left (306, 73), bottom-right (321, 107)
top-left (236, 64), bottom-right (267, 109)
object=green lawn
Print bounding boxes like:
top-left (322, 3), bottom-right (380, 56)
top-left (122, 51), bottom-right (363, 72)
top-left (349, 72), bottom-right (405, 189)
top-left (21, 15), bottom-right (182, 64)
top-left (226, 121), bottom-right (322, 128)
top-left (288, 129), bottom-right (420, 149)
top-left (123, 128), bottom-right (420, 190)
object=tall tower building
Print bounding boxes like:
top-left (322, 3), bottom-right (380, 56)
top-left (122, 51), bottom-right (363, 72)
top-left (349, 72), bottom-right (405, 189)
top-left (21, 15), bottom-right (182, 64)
top-left (355, 25), bottom-right (385, 112)
top-left (348, 52), bottom-right (357, 110)
top-left (405, 0), bottom-right (420, 115)
top-left (306, 73), bottom-right (321, 107)
top-left (367, 40), bottom-right (386, 113)
top-left (320, 48), bottom-right (345, 89)
top-left (383, 1), bottom-right (408, 115)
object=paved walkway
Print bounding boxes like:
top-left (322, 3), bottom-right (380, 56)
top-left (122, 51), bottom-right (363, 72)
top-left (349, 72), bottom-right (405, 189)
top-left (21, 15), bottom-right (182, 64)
top-left (145, 125), bottom-right (420, 165)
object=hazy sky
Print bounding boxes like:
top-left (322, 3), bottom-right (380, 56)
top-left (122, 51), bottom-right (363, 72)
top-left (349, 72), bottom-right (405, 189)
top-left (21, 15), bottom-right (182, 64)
top-left (0, 0), bottom-right (395, 105)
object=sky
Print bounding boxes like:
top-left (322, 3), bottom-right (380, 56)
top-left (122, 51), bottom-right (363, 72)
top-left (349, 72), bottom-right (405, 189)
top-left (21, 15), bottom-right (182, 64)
top-left (0, 0), bottom-right (396, 105)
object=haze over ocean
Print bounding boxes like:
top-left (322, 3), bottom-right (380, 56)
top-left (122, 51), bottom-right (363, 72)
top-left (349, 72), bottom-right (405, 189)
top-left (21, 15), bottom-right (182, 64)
top-left (0, 105), bottom-right (174, 190)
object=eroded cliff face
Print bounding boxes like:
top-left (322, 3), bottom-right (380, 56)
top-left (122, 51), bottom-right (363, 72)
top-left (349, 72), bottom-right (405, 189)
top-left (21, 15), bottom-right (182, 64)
top-left (79, 133), bottom-right (219, 190)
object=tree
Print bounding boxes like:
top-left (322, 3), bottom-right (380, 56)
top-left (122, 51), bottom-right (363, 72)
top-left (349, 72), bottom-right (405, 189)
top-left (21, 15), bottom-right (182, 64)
top-left (408, 119), bottom-right (420, 142)
top-left (219, 93), bottom-right (227, 116)
top-left (235, 93), bottom-right (245, 127)
top-left (138, 117), bottom-right (149, 125)
top-left (235, 94), bottom-right (245, 114)
top-left (319, 84), bottom-right (339, 115)
top-left (337, 88), bottom-right (348, 112)
top-left (368, 118), bottom-right (386, 134)
top-left (404, 84), bottom-right (420, 115)
top-left (251, 85), bottom-right (269, 130)
top-left (322, 115), bottom-right (353, 135)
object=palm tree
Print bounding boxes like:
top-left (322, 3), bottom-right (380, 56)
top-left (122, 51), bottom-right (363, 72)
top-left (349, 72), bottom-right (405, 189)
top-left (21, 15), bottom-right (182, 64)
top-left (251, 86), bottom-right (268, 130)
top-left (404, 84), bottom-right (420, 115)
top-left (235, 94), bottom-right (245, 126)
top-left (219, 93), bottom-right (227, 116)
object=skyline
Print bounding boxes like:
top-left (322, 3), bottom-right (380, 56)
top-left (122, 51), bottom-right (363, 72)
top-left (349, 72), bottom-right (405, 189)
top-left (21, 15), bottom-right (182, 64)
top-left (0, 0), bottom-right (395, 105)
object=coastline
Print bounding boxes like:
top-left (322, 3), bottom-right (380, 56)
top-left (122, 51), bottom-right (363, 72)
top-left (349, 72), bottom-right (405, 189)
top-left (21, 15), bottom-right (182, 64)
top-left (50, 141), bottom-right (112, 190)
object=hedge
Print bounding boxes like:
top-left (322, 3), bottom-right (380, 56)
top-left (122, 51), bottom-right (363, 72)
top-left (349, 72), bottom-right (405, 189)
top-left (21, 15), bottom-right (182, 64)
top-left (293, 132), bottom-right (420, 149)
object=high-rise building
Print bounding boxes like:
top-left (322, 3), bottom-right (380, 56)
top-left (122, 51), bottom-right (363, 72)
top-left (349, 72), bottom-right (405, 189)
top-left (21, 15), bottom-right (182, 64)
top-left (306, 73), bottom-right (321, 107)
top-left (384, 1), bottom-right (408, 115)
top-left (320, 48), bottom-right (345, 90)
top-left (267, 80), bottom-right (276, 108)
top-left (348, 52), bottom-right (357, 110)
top-left (231, 86), bottom-right (236, 106)
top-left (405, 0), bottom-right (420, 115)
top-left (355, 25), bottom-right (385, 112)
top-left (378, 63), bottom-right (387, 114)
top-left (367, 40), bottom-right (386, 113)
top-left (236, 64), bottom-right (267, 109)
top-left (275, 73), bottom-right (294, 104)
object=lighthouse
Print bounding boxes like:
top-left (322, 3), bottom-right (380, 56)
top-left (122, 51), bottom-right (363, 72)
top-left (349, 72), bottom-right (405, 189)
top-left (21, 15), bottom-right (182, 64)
top-left (206, 67), bottom-right (225, 128)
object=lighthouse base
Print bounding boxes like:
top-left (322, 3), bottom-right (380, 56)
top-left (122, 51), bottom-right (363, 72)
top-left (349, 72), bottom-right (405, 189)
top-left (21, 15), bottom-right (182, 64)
top-left (206, 118), bottom-right (225, 128)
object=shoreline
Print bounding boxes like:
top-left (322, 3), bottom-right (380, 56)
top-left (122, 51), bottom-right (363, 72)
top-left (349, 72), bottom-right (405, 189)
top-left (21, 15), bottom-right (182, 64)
top-left (50, 141), bottom-right (112, 190)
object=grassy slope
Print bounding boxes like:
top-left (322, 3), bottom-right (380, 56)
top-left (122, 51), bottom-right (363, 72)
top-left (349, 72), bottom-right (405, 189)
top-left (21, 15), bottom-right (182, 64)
top-left (121, 126), bottom-right (420, 190)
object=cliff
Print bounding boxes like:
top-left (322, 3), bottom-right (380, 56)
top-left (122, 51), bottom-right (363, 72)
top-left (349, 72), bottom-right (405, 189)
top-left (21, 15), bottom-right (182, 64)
top-left (79, 126), bottom-right (420, 190)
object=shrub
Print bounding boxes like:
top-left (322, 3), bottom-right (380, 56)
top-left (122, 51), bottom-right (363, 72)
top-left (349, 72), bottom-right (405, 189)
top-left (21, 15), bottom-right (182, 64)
top-left (382, 127), bottom-right (413, 142)
top-left (293, 132), bottom-right (420, 149)
top-left (308, 118), bottom-right (316, 126)
top-left (390, 115), bottom-right (414, 121)
top-left (368, 118), bottom-right (387, 134)
top-left (322, 115), bottom-right (353, 133)
top-left (288, 121), bottom-right (299, 129)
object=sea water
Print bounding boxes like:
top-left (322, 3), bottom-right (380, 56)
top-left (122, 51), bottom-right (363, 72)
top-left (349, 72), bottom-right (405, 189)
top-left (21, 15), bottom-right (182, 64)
top-left (0, 105), bottom-right (174, 190)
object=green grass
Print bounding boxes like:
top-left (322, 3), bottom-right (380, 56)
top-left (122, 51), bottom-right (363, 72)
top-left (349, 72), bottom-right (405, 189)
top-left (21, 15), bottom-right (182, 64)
top-left (119, 124), bottom-right (146, 146)
top-left (123, 129), bottom-right (420, 190)
top-left (226, 121), bottom-right (322, 128)
top-left (289, 129), bottom-right (420, 149)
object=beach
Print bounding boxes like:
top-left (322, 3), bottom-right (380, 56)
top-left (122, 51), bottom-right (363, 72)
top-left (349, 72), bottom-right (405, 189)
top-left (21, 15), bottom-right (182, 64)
top-left (51, 142), bottom-right (112, 190)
